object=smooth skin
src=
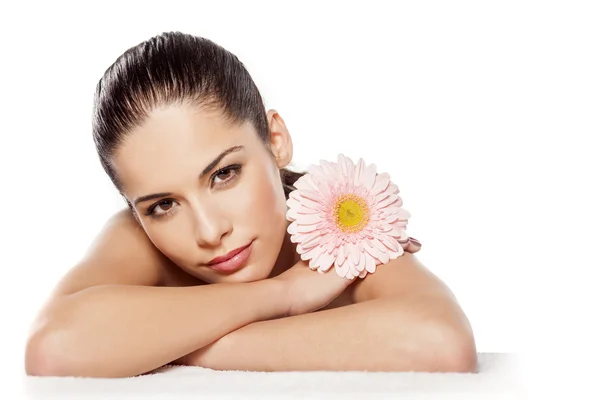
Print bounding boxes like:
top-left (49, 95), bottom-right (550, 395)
top-left (24, 105), bottom-right (472, 377)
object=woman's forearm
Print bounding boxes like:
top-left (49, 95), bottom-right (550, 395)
top-left (181, 298), bottom-right (474, 372)
top-left (27, 281), bottom-right (286, 378)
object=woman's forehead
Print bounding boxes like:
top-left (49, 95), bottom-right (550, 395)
top-left (113, 105), bottom-right (259, 194)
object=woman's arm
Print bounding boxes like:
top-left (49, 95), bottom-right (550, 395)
top-left (27, 281), bottom-right (287, 378)
top-left (178, 296), bottom-right (476, 372)
top-left (178, 253), bottom-right (477, 372)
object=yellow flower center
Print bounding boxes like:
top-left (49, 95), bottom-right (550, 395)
top-left (334, 194), bottom-right (369, 233)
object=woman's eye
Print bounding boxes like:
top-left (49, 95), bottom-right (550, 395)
top-left (213, 169), bottom-right (232, 183)
top-left (211, 165), bottom-right (242, 187)
top-left (148, 200), bottom-right (174, 219)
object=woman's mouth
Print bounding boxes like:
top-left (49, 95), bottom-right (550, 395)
top-left (206, 241), bottom-right (253, 273)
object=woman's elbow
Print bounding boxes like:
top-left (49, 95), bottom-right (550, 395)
top-left (25, 330), bottom-right (60, 377)
top-left (440, 328), bottom-right (478, 373)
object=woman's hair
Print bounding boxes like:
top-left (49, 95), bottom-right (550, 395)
top-left (91, 31), bottom-right (306, 213)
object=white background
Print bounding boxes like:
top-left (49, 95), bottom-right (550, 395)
top-left (1, 0), bottom-right (598, 396)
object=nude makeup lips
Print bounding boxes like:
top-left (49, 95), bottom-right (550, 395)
top-left (206, 241), bottom-right (253, 273)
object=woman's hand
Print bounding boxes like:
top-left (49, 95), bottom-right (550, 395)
top-left (270, 236), bottom-right (421, 317)
top-left (402, 237), bottom-right (422, 254)
top-left (271, 259), bottom-right (356, 317)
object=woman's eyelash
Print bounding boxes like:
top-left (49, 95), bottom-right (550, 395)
top-left (145, 164), bottom-right (243, 220)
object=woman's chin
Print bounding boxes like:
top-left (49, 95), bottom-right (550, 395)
top-left (207, 263), bottom-right (271, 284)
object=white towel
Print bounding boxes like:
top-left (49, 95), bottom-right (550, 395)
top-left (22, 352), bottom-right (525, 400)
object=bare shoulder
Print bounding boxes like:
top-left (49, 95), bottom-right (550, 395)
top-left (45, 208), bottom-right (181, 299)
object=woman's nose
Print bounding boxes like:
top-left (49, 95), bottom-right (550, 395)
top-left (191, 203), bottom-right (231, 247)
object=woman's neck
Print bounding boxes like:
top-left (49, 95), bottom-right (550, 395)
top-left (268, 222), bottom-right (301, 279)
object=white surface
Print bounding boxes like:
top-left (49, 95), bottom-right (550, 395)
top-left (22, 353), bottom-right (525, 399)
top-left (2, 1), bottom-right (599, 398)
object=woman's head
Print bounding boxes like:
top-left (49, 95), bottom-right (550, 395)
top-left (92, 31), bottom-right (304, 283)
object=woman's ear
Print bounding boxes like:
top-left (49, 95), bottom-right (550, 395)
top-left (266, 109), bottom-right (293, 168)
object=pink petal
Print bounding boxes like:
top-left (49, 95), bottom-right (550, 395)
top-left (308, 251), bottom-right (322, 270)
top-left (372, 172), bottom-right (391, 195)
top-left (363, 242), bottom-right (383, 261)
top-left (287, 221), bottom-right (299, 235)
top-left (298, 189), bottom-right (324, 204)
top-left (325, 238), bottom-right (337, 254)
top-left (357, 250), bottom-right (366, 272)
top-left (295, 204), bottom-right (322, 214)
top-left (389, 247), bottom-right (404, 260)
top-left (318, 252), bottom-right (335, 272)
top-left (359, 269), bottom-right (368, 278)
top-left (376, 193), bottom-right (400, 209)
top-left (354, 158), bottom-right (365, 187)
top-left (294, 213), bottom-right (323, 226)
top-left (347, 158), bottom-right (356, 183)
top-left (349, 244), bottom-right (360, 265)
top-left (293, 175), bottom-right (319, 191)
top-left (383, 214), bottom-right (400, 224)
top-left (300, 244), bottom-right (323, 260)
top-left (337, 154), bottom-right (348, 177)
top-left (369, 238), bottom-right (388, 254)
top-left (375, 223), bottom-right (393, 233)
top-left (335, 236), bottom-right (343, 248)
top-left (379, 250), bottom-right (390, 264)
top-left (286, 209), bottom-right (300, 221)
top-left (335, 259), bottom-right (350, 278)
top-left (300, 232), bottom-right (324, 249)
top-left (376, 233), bottom-right (400, 252)
top-left (295, 223), bottom-right (321, 234)
top-left (365, 255), bottom-right (377, 273)
top-left (388, 225), bottom-right (405, 238)
top-left (396, 229), bottom-right (410, 242)
top-left (346, 269), bottom-right (355, 279)
top-left (307, 164), bottom-right (326, 178)
top-left (363, 163), bottom-right (378, 191)
top-left (374, 191), bottom-right (391, 204)
top-left (387, 183), bottom-right (400, 195)
top-left (335, 247), bottom-right (346, 266)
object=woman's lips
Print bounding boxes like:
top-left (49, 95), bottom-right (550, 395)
top-left (207, 241), bottom-right (253, 273)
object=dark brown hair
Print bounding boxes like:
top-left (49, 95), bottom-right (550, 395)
top-left (91, 31), bottom-right (305, 214)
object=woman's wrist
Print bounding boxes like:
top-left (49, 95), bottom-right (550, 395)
top-left (249, 278), bottom-right (290, 321)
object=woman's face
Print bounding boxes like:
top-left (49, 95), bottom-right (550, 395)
top-left (112, 104), bottom-right (298, 283)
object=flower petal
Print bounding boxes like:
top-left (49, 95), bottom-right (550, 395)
top-left (300, 243), bottom-right (323, 260)
top-left (335, 246), bottom-right (347, 266)
top-left (357, 250), bottom-right (366, 272)
top-left (376, 233), bottom-right (400, 252)
top-left (389, 246), bottom-right (404, 260)
top-left (372, 172), bottom-right (391, 195)
top-left (365, 255), bottom-right (377, 273)
top-left (308, 251), bottom-right (322, 270)
top-left (346, 269), bottom-right (356, 280)
top-left (388, 225), bottom-right (405, 238)
top-left (363, 242), bottom-right (383, 261)
top-left (318, 252), bottom-right (335, 272)
top-left (354, 158), bottom-right (365, 187)
top-left (335, 259), bottom-right (350, 278)
top-left (294, 175), bottom-right (319, 191)
top-left (349, 244), bottom-right (360, 265)
top-left (363, 163), bottom-right (378, 192)
top-left (376, 193), bottom-right (400, 209)
top-left (369, 237), bottom-right (388, 254)
top-left (298, 189), bottom-right (324, 204)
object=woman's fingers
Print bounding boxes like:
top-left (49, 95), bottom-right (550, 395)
top-left (401, 237), bottom-right (422, 253)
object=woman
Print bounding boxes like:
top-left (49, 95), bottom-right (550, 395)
top-left (24, 32), bottom-right (476, 378)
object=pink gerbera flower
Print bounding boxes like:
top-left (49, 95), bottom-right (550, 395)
top-left (285, 154), bottom-right (414, 280)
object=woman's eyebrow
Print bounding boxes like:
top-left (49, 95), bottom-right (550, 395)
top-left (133, 145), bottom-right (245, 206)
